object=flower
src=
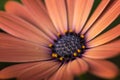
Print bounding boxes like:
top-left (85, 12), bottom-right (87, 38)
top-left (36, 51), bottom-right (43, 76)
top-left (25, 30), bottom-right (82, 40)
top-left (0, 0), bottom-right (120, 80)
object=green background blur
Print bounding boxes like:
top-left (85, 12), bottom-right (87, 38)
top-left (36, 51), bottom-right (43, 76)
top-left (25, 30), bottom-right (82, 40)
top-left (0, 0), bottom-right (120, 80)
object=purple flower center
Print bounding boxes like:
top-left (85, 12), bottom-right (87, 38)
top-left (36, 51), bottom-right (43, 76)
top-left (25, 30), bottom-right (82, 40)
top-left (49, 32), bottom-right (86, 62)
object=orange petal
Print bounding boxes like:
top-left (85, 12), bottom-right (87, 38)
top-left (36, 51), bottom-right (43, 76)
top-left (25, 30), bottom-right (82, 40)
top-left (73, 0), bottom-right (94, 33)
top-left (5, 1), bottom-right (38, 27)
top-left (70, 58), bottom-right (88, 76)
top-left (18, 61), bottom-right (60, 80)
top-left (0, 62), bottom-right (41, 79)
top-left (49, 63), bottom-right (73, 80)
top-left (28, 63), bottom-right (60, 80)
top-left (84, 40), bottom-right (120, 59)
top-left (77, 58), bottom-right (89, 73)
top-left (45, 0), bottom-right (67, 34)
top-left (62, 63), bottom-right (73, 80)
top-left (86, 0), bottom-right (120, 41)
top-left (49, 64), bottom-right (66, 80)
top-left (83, 58), bottom-right (119, 79)
top-left (20, 0), bottom-right (57, 39)
top-left (66, 0), bottom-right (75, 31)
top-left (87, 24), bottom-right (120, 47)
top-left (0, 61), bottom-right (58, 79)
top-left (0, 33), bottom-right (51, 62)
top-left (0, 12), bottom-right (52, 45)
top-left (81, 0), bottom-right (110, 34)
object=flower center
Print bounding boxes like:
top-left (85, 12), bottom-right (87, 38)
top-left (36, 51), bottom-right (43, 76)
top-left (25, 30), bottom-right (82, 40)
top-left (49, 32), bottom-right (86, 62)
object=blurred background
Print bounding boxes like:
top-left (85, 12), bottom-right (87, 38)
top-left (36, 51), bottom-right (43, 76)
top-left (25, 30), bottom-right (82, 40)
top-left (0, 0), bottom-right (120, 80)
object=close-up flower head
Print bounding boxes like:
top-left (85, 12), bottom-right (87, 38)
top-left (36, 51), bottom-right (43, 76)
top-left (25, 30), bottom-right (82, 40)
top-left (0, 0), bottom-right (120, 80)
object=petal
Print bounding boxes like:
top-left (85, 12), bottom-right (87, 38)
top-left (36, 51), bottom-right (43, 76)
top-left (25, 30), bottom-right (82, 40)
top-left (81, 0), bottom-right (110, 34)
top-left (73, 0), bottom-right (94, 33)
top-left (77, 58), bottom-right (89, 73)
top-left (86, 0), bottom-right (120, 41)
top-left (0, 33), bottom-right (51, 62)
top-left (0, 12), bottom-right (52, 45)
top-left (5, 1), bottom-right (38, 27)
top-left (0, 62), bottom-right (41, 79)
top-left (0, 61), bottom-right (59, 79)
top-left (66, 0), bottom-right (75, 31)
top-left (87, 24), bottom-right (120, 47)
top-left (45, 0), bottom-right (67, 34)
top-left (49, 64), bottom-right (66, 80)
top-left (62, 63), bottom-right (73, 80)
top-left (83, 58), bottom-right (119, 79)
top-left (18, 61), bottom-right (60, 80)
top-left (28, 63), bottom-right (60, 80)
top-left (9, 0), bottom-right (57, 38)
top-left (70, 58), bottom-right (88, 76)
top-left (84, 40), bottom-right (120, 59)
top-left (49, 64), bottom-right (73, 80)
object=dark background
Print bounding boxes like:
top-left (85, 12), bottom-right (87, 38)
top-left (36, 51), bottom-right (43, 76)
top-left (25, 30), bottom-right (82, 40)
top-left (0, 0), bottom-right (120, 80)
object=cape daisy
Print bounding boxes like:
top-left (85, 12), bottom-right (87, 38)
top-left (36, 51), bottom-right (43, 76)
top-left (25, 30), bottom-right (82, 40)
top-left (0, 0), bottom-right (120, 80)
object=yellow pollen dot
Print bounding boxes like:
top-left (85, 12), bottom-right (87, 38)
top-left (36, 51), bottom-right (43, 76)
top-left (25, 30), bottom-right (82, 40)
top-left (52, 53), bottom-right (58, 58)
top-left (64, 30), bottom-right (67, 34)
top-left (82, 45), bottom-right (85, 49)
top-left (73, 52), bottom-right (77, 57)
top-left (77, 49), bottom-right (81, 53)
top-left (69, 29), bottom-right (73, 32)
top-left (59, 57), bottom-right (63, 61)
top-left (57, 33), bottom-right (61, 37)
top-left (49, 44), bottom-right (53, 47)
top-left (80, 35), bottom-right (84, 38)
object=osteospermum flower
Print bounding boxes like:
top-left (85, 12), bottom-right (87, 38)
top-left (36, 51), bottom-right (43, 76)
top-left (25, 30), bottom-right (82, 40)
top-left (0, 0), bottom-right (120, 80)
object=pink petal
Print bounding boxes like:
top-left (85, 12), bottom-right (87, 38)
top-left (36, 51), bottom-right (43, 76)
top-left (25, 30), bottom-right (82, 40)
top-left (0, 33), bottom-right (51, 62)
top-left (49, 64), bottom-right (73, 80)
top-left (83, 58), bottom-right (119, 79)
top-left (81, 0), bottom-right (110, 34)
top-left (18, 61), bottom-right (60, 80)
top-left (5, 0), bottom-right (57, 38)
top-left (0, 12), bottom-right (52, 45)
top-left (70, 58), bottom-right (88, 76)
top-left (86, 0), bottom-right (120, 41)
top-left (84, 40), bottom-right (120, 59)
top-left (73, 0), bottom-right (94, 33)
top-left (87, 24), bottom-right (120, 47)
top-left (45, 0), bottom-right (67, 34)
